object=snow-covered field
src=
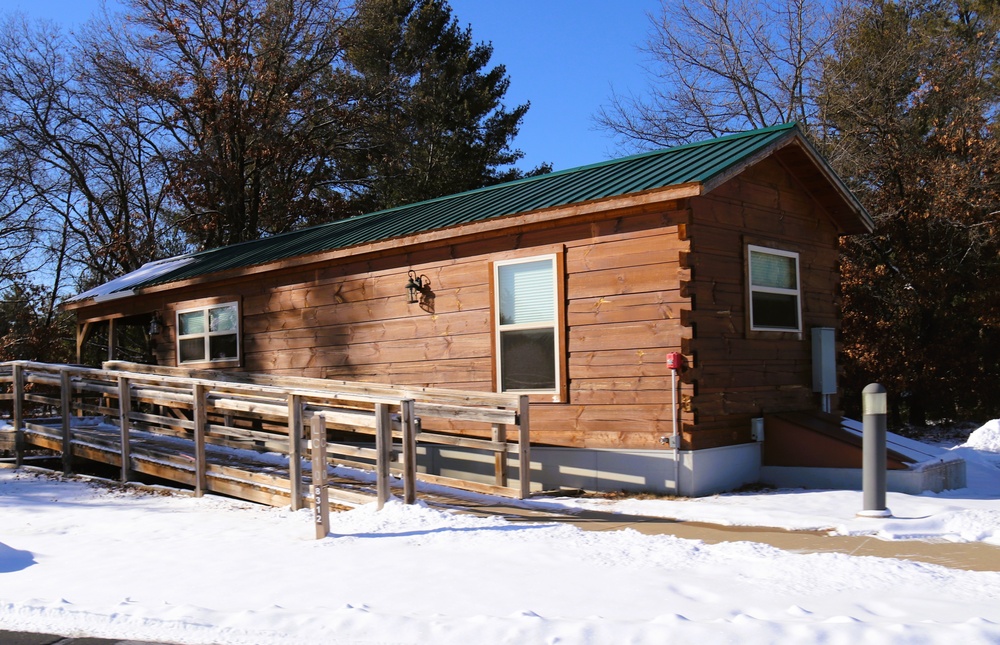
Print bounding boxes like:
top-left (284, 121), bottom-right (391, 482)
top-left (1, 423), bottom-right (1000, 644)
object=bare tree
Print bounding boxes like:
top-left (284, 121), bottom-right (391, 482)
top-left (597, 0), bottom-right (840, 149)
top-left (97, 0), bottom-right (358, 250)
top-left (0, 15), bottom-right (178, 294)
top-left (0, 145), bottom-right (43, 290)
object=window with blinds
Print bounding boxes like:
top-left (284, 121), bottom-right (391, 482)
top-left (494, 255), bottom-right (560, 393)
top-left (747, 245), bottom-right (801, 332)
top-left (176, 302), bottom-right (240, 363)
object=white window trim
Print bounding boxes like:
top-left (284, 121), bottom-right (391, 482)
top-left (493, 254), bottom-right (563, 398)
top-left (175, 301), bottom-right (241, 364)
top-left (747, 244), bottom-right (802, 332)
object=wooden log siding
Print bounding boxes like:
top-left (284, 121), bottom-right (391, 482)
top-left (131, 202), bottom-right (693, 450)
top-left (683, 158), bottom-right (844, 448)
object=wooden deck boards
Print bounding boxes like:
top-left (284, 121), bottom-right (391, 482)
top-left (22, 421), bottom-right (297, 505)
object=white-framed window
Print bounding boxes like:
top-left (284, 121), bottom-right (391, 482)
top-left (176, 301), bottom-right (240, 363)
top-left (493, 254), bottom-right (563, 396)
top-left (747, 245), bottom-right (801, 332)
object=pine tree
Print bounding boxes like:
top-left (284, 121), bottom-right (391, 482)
top-left (341, 0), bottom-right (539, 213)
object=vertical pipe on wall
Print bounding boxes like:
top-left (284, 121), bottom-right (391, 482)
top-left (671, 367), bottom-right (680, 496)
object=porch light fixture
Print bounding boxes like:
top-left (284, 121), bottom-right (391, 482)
top-left (148, 311), bottom-right (163, 336)
top-left (405, 270), bottom-right (424, 304)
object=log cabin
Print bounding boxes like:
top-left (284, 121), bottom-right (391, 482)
top-left (66, 123), bottom-right (959, 496)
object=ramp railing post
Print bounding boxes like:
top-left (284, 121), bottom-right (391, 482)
top-left (493, 413), bottom-right (508, 489)
top-left (60, 370), bottom-right (73, 474)
top-left (310, 413), bottom-right (329, 539)
top-left (192, 383), bottom-right (208, 496)
top-left (375, 403), bottom-right (392, 510)
top-left (287, 393), bottom-right (304, 511)
top-left (517, 395), bottom-right (530, 499)
top-left (12, 363), bottom-right (23, 468)
top-left (400, 399), bottom-right (417, 505)
top-left (118, 376), bottom-right (132, 483)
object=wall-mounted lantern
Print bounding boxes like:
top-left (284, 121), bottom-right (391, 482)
top-left (405, 270), bottom-right (425, 304)
top-left (148, 311), bottom-right (164, 336)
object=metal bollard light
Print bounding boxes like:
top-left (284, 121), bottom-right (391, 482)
top-left (858, 383), bottom-right (892, 518)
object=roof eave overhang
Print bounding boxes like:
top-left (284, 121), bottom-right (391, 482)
top-left (64, 182), bottom-right (703, 312)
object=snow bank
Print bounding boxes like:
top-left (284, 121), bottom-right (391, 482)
top-left (965, 420), bottom-right (1000, 453)
top-left (3, 424), bottom-right (1000, 643)
top-left (2, 460), bottom-right (1000, 644)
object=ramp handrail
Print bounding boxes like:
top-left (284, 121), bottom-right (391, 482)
top-left (1, 361), bottom-right (531, 536)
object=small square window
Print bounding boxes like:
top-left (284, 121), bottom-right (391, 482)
top-left (176, 302), bottom-right (240, 363)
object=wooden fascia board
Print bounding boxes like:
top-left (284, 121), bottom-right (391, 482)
top-left (70, 182), bottom-right (703, 305)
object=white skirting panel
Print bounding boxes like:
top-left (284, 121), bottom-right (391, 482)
top-left (417, 442), bottom-right (763, 497)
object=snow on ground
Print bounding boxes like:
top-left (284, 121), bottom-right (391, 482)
top-left (0, 424), bottom-right (999, 644)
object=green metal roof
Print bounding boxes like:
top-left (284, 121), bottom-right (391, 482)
top-left (71, 123), bottom-right (867, 302)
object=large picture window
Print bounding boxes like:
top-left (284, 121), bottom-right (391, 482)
top-left (494, 255), bottom-right (562, 396)
top-left (176, 301), bottom-right (240, 363)
top-left (747, 245), bottom-right (801, 332)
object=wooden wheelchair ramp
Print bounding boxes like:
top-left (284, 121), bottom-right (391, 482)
top-left (1, 361), bottom-right (531, 537)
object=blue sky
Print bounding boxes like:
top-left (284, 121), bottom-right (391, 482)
top-left (448, 0), bottom-right (660, 171)
top-left (7, 0), bottom-right (662, 172)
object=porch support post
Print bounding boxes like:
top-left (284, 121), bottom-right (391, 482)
top-left (493, 413), bottom-right (508, 488)
top-left (76, 322), bottom-right (91, 365)
top-left (107, 318), bottom-right (117, 362)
